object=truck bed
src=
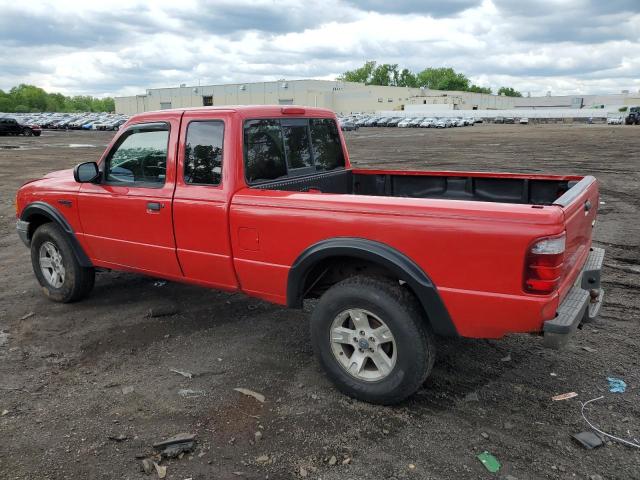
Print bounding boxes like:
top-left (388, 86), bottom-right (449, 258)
top-left (252, 168), bottom-right (583, 206)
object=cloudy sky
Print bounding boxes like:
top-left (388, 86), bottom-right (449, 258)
top-left (0, 0), bottom-right (639, 98)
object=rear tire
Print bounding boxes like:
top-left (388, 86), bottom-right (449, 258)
top-left (310, 275), bottom-right (435, 405)
top-left (30, 223), bottom-right (95, 303)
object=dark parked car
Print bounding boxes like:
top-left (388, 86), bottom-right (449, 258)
top-left (494, 117), bottom-right (505, 124)
top-left (0, 118), bottom-right (41, 136)
top-left (504, 117), bottom-right (515, 124)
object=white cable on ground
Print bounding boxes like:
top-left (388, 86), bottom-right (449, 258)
top-left (580, 396), bottom-right (640, 449)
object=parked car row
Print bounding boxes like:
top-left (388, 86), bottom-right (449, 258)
top-left (338, 114), bottom-right (482, 129)
top-left (0, 112), bottom-right (129, 132)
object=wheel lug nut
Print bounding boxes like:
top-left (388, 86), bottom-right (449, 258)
top-left (353, 337), bottom-right (358, 342)
top-left (369, 337), bottom-right (374, 342)
top-left (359, 331), bottom-right (365, 336)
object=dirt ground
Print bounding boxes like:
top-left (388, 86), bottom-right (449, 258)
top-left (0, 124), bottom-right (638, 480)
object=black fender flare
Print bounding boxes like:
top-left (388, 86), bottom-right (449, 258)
top-left (287, 238), bottom-right (457, 337)
top-left (20, 201), bottom-right (93, 267)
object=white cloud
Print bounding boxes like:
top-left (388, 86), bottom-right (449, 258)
top-left (0, 0), bottom-right (638, 97)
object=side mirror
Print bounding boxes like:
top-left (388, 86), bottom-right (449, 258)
top-left (73, 162), bottom-right (101, 183)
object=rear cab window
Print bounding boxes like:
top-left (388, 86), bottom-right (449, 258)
top-left (243, 117), bottom-right (345, 184)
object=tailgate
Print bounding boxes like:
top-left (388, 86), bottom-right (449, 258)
top-left (554, 176), bottom-right (599, 302)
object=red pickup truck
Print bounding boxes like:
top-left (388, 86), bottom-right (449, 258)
top-left (15, 106), bottom-right (604, 404)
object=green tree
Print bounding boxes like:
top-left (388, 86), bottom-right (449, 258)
top-left (497, 86), bottom-right (522, 97)
top-left (339, 61), bottom-right (377, 84)
top-left (0, 84), bottom-right (115, 113)
top-left (10, 84), bottom-right (49, 111)
top-left (415, 67), bottom-right (470, 91)
top-left (468, 84), bottom-right (492, 94)
top-left (370, 63), bottom-right (399, 86)
top-left (398, 68), bottom-right (417, 87)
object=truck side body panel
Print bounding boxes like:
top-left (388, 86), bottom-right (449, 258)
top-left (229, 189), bottom-right (566, 337)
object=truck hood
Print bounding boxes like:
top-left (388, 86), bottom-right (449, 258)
top-left (43, 168), bottom-right (74, 179)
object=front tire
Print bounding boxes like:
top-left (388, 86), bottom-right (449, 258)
top-left (30, 223), bottom-right (95, 303)
top-left (310, 275), bottom-right (435, 405)
top-left (23, 128), bottom-right (33, 137)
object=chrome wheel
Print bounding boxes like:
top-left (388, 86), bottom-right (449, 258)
top-left (39, 241), bottom-right (65, 288)
top-left (330, 308), bottom-right (397, 382)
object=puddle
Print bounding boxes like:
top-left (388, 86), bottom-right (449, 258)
top-left (68, 144), bottom-right (97, 148)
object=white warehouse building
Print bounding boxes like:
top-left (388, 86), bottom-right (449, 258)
top-left (114, 79), bottom-right (640, 116)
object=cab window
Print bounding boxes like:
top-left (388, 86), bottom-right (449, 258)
top-left (243, 118), bottom-right (344, 184)
top-left (105, 123), bottom-right (169, 186)
top-left (183, 121), bottom-right (224, 185)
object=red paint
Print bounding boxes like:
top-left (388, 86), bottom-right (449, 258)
top-left (15, 105), bottom-right (599, 339)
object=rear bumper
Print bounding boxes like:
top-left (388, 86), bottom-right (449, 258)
top-left (543, 247), bottom-right (605, 349)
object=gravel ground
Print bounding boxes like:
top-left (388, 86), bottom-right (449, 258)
top-left (0, 125), bottom-right (638, 480)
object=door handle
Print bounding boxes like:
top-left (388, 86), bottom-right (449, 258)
top-left (584, 200), bottom-right (592, 212)
top-left (147, 202), bottom-right (164, 212)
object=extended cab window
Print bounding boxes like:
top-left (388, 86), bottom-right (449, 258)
top-left (244, 118), bottom-right (345, 184)
top-left (244, 119), bottom-right (287, 183)
top-left (310, 119), bottom-right (345, 171)
top-left (105, 124), bottom-right (169, 186)
top-left (184, 121), bottom-right (224, 185)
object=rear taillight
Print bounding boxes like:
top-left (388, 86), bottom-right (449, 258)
top-left (524, 233), bottom-right (566, 294)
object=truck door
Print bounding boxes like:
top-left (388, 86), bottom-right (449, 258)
top-left (77, 115), bottom-right (182, 277)
top-left (172, 111), bottom-right (238, 290)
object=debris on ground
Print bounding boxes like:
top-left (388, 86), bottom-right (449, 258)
top-left (108, 434), bottom-right (128, 442)
top-left (580, 396), bottom-right (640, 448)
top-left (0, 332), bottom-right (9, 347)
top-left (256, 454), bottom-right (270, 465)
top-left (148, 305), bottom-right (179, 318)
top-left (153, 433), bottom-right (197, 459)
top-left (160, 442), bottom-right (195, 458)
top-left (121, 386), bottom-right (134, 395)
top-left (141, 458), bottom-right (155, 474)
top-left (234, 388), bottom-right (265, 403)
top-left (153, 462), bottom-right (167, 479)
top-left (552, 392), bottom-right (578, 401)
top-left (153, 280), bottom-right (167, 287)
top-left (1, 409), bottom-right (8, 416)
top-left (178, 389), bottom-right (205, 398)
top-left (581, 346), bottom-right (597, 353)
top-left (607, 377), bottom-right (627, 393)
top-left (169, 368), bottom-right (193, 379)
top-left (408, 463), bottom-right (416, 470)
top-left (500, 354), bottom-right (511, 362)
top-left (476, 451), bottom-right (501, 473)
top-left (480, 432), bottom-right (489, 439)
top-left (299, 466), bottom-right (308, 477)
top-left (20, 311), bottom-right (35, 320)
top-left (464, 392), bottom-right (479, 402)
top-left (572, 431), bottom-right (603, 449)
top-left (254, 431), bottom-right (263, 442)
top-left (328, 455), bottom-right (337, 466)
